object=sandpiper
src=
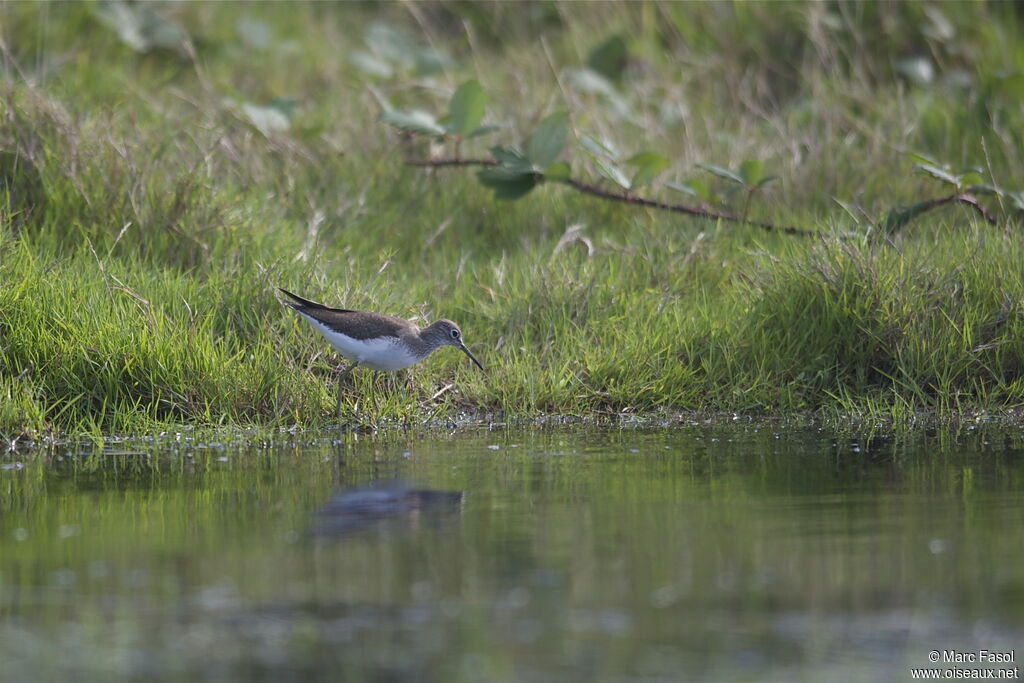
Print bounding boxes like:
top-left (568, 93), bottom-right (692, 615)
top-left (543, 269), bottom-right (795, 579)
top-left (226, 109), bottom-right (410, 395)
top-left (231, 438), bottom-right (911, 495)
top-left (278, 288), bottom-right (484, 414)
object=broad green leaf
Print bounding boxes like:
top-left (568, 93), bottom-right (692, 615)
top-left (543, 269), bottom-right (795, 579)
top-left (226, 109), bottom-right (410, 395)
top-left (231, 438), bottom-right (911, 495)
top-left (594, 159), bottom-right (631, 190)
top-left (477, 166), bottom-right (529, 183)
top-left (958, 171), bottom-right (984, 188)
top-left (1009, 191), bottom-right (1024, 212)
top-left (365, 22), bottom-right (413, 63)
top-left (242, 102), bottom-right (291, 136)
top-left (923, 6), bottom-right (955, 42)
top-left (626, 152), bottom-right (670, 189)
top-left (880, 200), bottom-right (934, 234)
top-left (540, 160), bottom-right (573, 181)
top-left (666, 178), bottom-right (718, 203)
top-left (665, 181), bottom-right (700, 198)
top-left (448, 80), bottom-right (486, 138)
top-left (266, 96), bottom-right (297, 119)
top-left (378, 110), bottom-right (445, 136)
top-left (490, 146), bottom-right (534, 174)
top-left (235, 17), bottom-right (272, 51)
top-left (468, 124), bottom-right (501, 139)
top-left (739, 160), bottom-right (764, 186)
top-left (527, 112), bottom-right (569, 169)
top-left (363, 22), bottom-right (451, 77)
top-left (965, 184), bottom-right (1002, 197)
top-left (908, 152), bottom-right (941, 166)
top-left (698, 164), bottom-right (745, 185)
top-left (566, 68), bottom-right (617, 97)
top-left (543, 161), bottom-right (571, 181)
top-left (896, 57), bottom-right (935, 86)
top-left (95, 0), bottom-right (187, 54)
top-left (913, 162), bottom-right (959, 187)
top-left (412, 48), bottom-right (451, 77)
top-left (348, 50), bottom-right (394, 79)
top-left (587, 35), bottom-right (627, 83)
top-left (477, 168), bottom-right (537, 200)
top-left (579, 134), bottom-right (619, 159)
top-left (757, 175), bottom-right (779, 188)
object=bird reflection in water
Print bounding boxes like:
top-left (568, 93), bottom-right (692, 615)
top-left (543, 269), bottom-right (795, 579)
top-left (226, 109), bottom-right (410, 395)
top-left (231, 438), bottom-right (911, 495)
top-left (311, 480), bottom-right (464, 537)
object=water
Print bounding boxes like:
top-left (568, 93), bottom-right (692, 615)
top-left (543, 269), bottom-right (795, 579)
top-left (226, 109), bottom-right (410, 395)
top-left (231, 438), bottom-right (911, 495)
top-left (2, 421), bottom-right (1022, 682)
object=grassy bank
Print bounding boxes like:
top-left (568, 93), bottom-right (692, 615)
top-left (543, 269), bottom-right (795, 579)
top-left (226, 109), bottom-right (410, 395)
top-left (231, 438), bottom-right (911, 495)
top-left (2, 2), bottom-right (1024, 437)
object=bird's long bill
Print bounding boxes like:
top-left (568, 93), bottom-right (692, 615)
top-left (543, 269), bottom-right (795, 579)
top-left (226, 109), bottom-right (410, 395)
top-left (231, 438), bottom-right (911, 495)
top-left (459, 343), bottom-right (485, 371)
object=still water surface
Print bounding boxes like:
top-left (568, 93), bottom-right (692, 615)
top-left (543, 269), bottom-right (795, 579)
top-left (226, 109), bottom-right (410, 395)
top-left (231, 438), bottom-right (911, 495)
top-left (2, 421), bottom-right (1023, 682)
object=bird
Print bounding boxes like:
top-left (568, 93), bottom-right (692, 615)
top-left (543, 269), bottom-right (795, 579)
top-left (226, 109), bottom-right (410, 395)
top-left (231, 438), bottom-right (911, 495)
top-left (278, 288), bottom-right (484, 415)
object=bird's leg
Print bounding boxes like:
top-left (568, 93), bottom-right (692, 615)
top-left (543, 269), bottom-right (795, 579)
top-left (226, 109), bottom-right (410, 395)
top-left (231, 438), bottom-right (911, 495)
top-left (337, 361), bottom-right (359, 418)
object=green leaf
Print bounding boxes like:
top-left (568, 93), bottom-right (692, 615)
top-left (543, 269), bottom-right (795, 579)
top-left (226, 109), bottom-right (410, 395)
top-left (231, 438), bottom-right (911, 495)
top-left (241, 102), bottom-right (292, 136)
top-left (908, 152), bottom-right (941, 166)
top-left (757, 175), bottom-right (779, 188)
top-left (378, 110), bottom-right (446, 136)
top-left (880, 200), bottom-right (935, 234)
top-left (235, 18), bottom-right (272, 51)
top-left (266, 96), bottom-right (297, 119)
top-left (348, 50), bottom-right (394, 79)
top-left (965, 184), bottom-right (1003, 197)
top-left (914, 162), bottom-right (959, 187)
top-left (490, 146), bottom-right (534, 174)
top-left (360, 22), bottom-right (452, 78)
top-left (666, 179), bottom-right (719, 203)
top-left (566, 68), bottom-right (618, 97)
top-left (958, 171), bottom-right (984, 189)
top-left (543, 161), bottom-right (571, 181)
top-left (594, 159), bottom-right (631, 190)
top-left (448, 80), bottom-right (486, 138)
top-left (468, 124), bottom-right (501, 139)
top-left (527, 112), bottom-right (569, 169)
top-left (626, 152), bottom-right (670, 189)
top-left (689, 179), bottom-right (714, 202)
top-left (738, 160), bottom-right (764, 186)
top-left (477, 168), bottom-right (537, 200)
top-left (698, 164), bottom-right (745, 185)
top-left (587, 35), bottom-right (628, 83)
top-left (95, 1), bottom-right (188, 54)
top-left (665, 181), bottom-right (700, 198)
top-left (579, 134), bottom-right (619, 159)
top-left (896, 56), bottom-right (935, 86)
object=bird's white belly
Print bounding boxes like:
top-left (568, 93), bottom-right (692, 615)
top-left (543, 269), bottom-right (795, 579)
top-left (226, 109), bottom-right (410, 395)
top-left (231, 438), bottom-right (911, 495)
top-left (302, 316), bottom-right (419, 371)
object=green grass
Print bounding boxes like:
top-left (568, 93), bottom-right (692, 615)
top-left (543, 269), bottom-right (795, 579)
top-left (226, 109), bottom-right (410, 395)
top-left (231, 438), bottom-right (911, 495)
top-left (2, 1), bottom-right (1024, 438)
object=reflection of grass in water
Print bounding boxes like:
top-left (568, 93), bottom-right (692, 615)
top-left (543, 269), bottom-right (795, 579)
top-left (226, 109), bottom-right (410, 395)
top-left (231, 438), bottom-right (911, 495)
top-left (2, 2), bottom-right (1024, 436)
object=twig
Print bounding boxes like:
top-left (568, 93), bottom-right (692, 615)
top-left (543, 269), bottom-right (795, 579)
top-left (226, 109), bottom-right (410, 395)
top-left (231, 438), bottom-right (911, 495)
top-left (407, 158), bottom-right (1006, 235)
top-left (948, 193), bottom-right (999, 226)
top-left (562, 178), bottom-right (813, 235)
top-left (407, 158), bottom-right (495, 168)
top-left (408, 157), bottom-right (815, 236)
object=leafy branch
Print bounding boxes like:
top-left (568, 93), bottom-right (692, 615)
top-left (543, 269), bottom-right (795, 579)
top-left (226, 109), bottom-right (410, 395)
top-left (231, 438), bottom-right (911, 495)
top-left (380, 80), bottom-right (1019, 238)
top-left (408, 156), bottom-right (812, 235)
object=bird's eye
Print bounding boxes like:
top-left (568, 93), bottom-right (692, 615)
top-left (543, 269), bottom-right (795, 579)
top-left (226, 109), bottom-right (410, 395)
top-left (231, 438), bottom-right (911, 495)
top-left (451, 329), bottom-right (460, 339)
